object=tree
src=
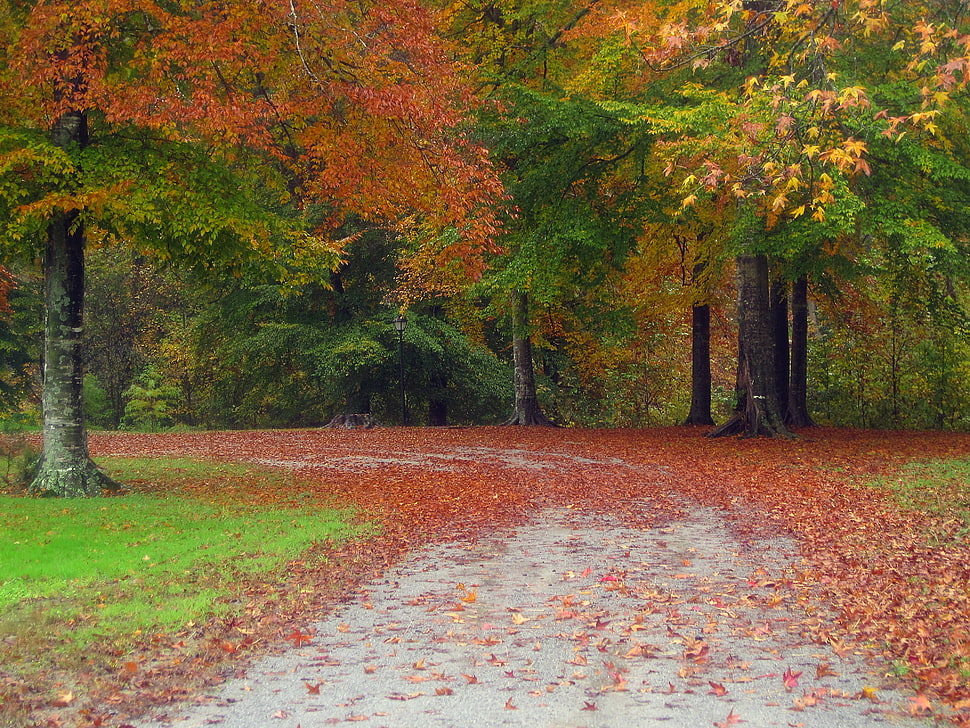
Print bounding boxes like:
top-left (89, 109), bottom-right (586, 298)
top-left (786, 274), bottom-right (815, 427)
top-left (710, 252), bottom-right (792, 437)
top-left (84, 245), bottom-right (183, 428)
top-left (503, 291), bottom-right (556, 425)
top-left (0, 0), bottom-right (500, 494)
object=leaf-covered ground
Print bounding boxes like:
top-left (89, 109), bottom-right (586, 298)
top-left (7, 426), bottom-right (970, 726)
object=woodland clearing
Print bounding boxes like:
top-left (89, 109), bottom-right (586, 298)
top-left (3, 426), bottom-right (970, 727)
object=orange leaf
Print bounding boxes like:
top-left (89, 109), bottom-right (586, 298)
top-left (714, 708), bottom-right (743, 727)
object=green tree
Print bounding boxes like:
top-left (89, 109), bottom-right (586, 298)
top-left (0, 0), bottom-right (500, 494)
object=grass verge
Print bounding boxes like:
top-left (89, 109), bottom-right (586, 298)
top-left (873, 457), bottom-right (970, 531)
top-left (0, 456), bottom-right (367, 726)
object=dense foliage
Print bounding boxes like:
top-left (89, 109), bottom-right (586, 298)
top-left (0, 0), bottom-right (966, 433)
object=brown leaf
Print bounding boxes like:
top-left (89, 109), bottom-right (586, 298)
top-left (815, 662), bottom-right (838, 679)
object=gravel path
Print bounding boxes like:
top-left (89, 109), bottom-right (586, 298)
top-left (139, 505), bottom-right (933, 728)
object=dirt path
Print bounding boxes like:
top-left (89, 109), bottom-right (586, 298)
top-left (110, 431), bottom-right (947, 727)
top-left (138, 506), bottom-right (931, 727)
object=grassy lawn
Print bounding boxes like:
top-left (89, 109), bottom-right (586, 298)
top-left (0, 455), bottom-right (366, 724)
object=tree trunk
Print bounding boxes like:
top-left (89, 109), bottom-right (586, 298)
top-left (770, 274), bottom-right (790, 412)
top-left (683, 302), bottom-right (715, 425)
top-left (429, 372), bottom-right (448, 426)
top-left (503, 291), bottom-right (555, 426)
top-left (709, 254), bottom-right (792, 438)
top-left (29, 111), bottom-right (118, 496)
top-left (786, 274), bottom-right (815, 427)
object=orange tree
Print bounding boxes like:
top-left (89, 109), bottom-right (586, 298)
top-left (0, 0), bottom-right (501, 495)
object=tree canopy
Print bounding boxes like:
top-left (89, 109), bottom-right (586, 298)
top-left (0, 0), bottom-right (968, 492)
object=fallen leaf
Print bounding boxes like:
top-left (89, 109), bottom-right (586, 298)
top-left (815, 662), bottom-right (838, 678)
top-left (505, 697), bottom-right (517, 710)
top-left (783, 666), bottom-right (802, 690)
top-left (287, 629), bottom-right (314, 646)
top-left (708, 681), bottom-right (727, 696)
top-left (714, 708), bottom-right (743, 727)
top-left (909, 694), bottom-right (933, 714)
top-left (859, 686), bottom-right (879, 701)
top-left (582, 701), bottom-right (597, 711)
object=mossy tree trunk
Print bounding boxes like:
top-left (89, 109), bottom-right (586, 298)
top-left (504, 291), bottom-right (555, 426)
top-left (28, 110), bottom-right (118, 497)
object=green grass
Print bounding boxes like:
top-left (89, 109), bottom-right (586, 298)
top-left (874, 457), bottom-right (970, 528)
top-left (0, 457), bottom-right (363, 650)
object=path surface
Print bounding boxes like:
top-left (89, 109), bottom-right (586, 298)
top-left (138, 505), bottom-right (932, 728)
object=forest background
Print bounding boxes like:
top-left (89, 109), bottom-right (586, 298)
top-left (0, 0), bottom-right (968, 440)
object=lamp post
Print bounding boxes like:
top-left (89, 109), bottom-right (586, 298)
top-left (392, 314), bottom-right (408, 425)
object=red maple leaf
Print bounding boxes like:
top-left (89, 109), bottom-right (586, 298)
top-left (783, 666), bottom-right (802, 690)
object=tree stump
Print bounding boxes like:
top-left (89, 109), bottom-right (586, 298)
top-left (324, 414), bottom-right (379, 429)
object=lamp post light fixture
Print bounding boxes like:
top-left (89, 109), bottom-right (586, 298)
top-left (392, 314), bottom-right (408, 425)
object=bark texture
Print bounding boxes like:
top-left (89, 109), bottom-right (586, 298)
top-left (683, 303), bottom-right (715, 426)
top-left (28, 111), bottom-right (118, 496)
top-left (504, 291), bottom-right (556, 426)
top-left (770, 274), bottom-right (790, 412)
top-left (709, 254), bottom-right (792, 438)
top-left (786, 274), bottom-right (815, 427)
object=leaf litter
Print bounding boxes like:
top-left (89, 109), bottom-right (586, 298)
top-left (136, 506), bottom-right (928, 728)
top-left (9, 426), bottom-right (970, 726)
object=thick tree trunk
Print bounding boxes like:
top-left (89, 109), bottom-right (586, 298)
top-left (683, 302), bottom-right (715, 425)
top-left (504, 291), bottom-right (555, 426)
top-left (786, 274), bottom-right (815, 427)
top-left (709, 254), bottom-right (792, 438)
top-left (770, 274), bottom-right (790, 412)
top-left (29, 111), bottom-right (118, 496)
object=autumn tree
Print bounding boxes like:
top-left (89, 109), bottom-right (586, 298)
top-left (0, 0), bottom-right (500, 495)
top-left (447, 0), bottom-right (663, 425)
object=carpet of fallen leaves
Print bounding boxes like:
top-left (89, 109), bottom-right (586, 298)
top-left (6, 426), bottom-right (970, 727)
